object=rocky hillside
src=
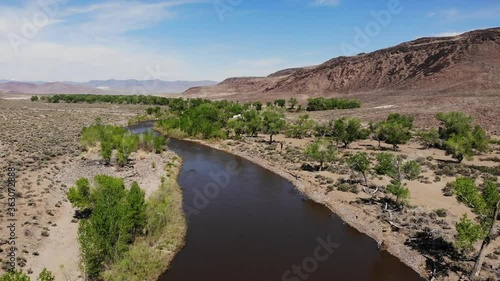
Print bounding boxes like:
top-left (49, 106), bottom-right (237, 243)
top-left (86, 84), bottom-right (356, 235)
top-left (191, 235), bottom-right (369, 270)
top-left (184, 27), bottom-right (500, 100)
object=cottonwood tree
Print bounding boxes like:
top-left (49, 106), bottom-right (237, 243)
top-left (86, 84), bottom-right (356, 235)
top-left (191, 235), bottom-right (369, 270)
top-left (274, 99), bottom-right (286, 108)
top-left (346, 152), bottom-right (371, 186)
top-left (331, 117), bottom-right (367, 148)
top-left (418, 128), bottom-right (440, 148)
top-left (305, 138), bottom-right (337, 171)
top-left (375, 153), bottom-right (420, 206)
top-left (227, 117), bottom-right (245, 139)
top-left (242, 109), bottom-right (262, 137)
top-left (261, 110), bottom-right (286, 143)
top-left (286, 114), bottom-right (315, 139)
top-left (436, 112), bottom-right (489, 163)
top-left (451, 178), bottom-right (500, 277)
top-left (68, 176), bottom-right (147, 279)
top-left (376, 113), bottom-right (414, 151)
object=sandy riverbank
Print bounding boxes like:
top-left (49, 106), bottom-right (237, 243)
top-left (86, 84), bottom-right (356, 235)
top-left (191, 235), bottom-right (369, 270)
top-left (25, 150), bottom-right (186, 281)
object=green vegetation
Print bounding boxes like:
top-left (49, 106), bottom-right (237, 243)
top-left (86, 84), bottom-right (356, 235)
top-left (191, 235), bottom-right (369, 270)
top-left (104, 162), bottom-right (186, 281)
top-left (449, 178), bottom-right (500, 277)
top-left (371, 113), bottom-right (414, 151)
top-left (375, 153), bottom-right (421, 205)
top-left (331, 117), bottom-right (367, 148)
top-left (261, 110), bottom-right (286, 143)
top-left (80, 119), bottom-right (167, 165)
top-left (274, 99), bottom-right (286, 108)
top-left (285, 114), bottom-right (315, 139)
top-left (306, 97), bottom-right (360, 111)
top-left (305, 138), bottom-right (337, 171)
top-left (68, 176), bottom-right (147, 279)
top-left (418, 128), bottom-right (440, 148)
top-left (346, 152), bottom-right (371, 186)
top-left (436, 112), bottom-right (489, 163)
top-left (0, 269), bottom-right (54, 281)
top-left (288, 97), bottom-right (298, 110)
top-left (30, 95), bottom-right (38, 102)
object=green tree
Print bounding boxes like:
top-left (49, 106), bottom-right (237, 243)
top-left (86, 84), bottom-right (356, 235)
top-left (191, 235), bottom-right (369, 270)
top-left (380, 121), bottom-right (411, 151)
top-left (455, 214), bottom-right (484, 251)
top-left (227, 118), bottom-right (245, 139)
top-left (261, 110), bottom-right (286, 143)
top-left (436, 112), bottom-right (474, 140)
top-left (73, 176), bottom-right (147, 279)
top-left (436, 112), bottom-right (489, 163)
top-left (346, 152), bottom-right (371, 186)
top-left (274, 99), bottom-right (286, 108)
top-left (286, 114), bottom-right (315, 139)
top-left (331, 117), bottom-right (367, 148)
top-left (100, 140), bottom-right (113, 164)
top-left (288, 97), bottom-right (298, 110)
top-left (116, 135), bottom-right (139, 166)
top-left (30, 95), bottom-right (39, 102)
top-left (253, 101), bottom-right (263, 111)
top-left (375, 153), bottom-right (420, 205)
top-left (419, 128), bottom-right (440, 148)
top-left (305, 139), bottom-right (337, 171)
top-left (449, 178), bottom-right (500, 277)
top-left (378, 113), bottom-right (414, 151)
top-left (242, 109), bottom-right (262, 137)
top-left (444, 133), bottom-right (475, 163)
top-left (67, 178), bottom-right (93, 210)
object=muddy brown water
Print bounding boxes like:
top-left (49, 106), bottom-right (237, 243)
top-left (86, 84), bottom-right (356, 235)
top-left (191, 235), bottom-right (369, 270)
top-left (128, 123), bottom-right (425, 281)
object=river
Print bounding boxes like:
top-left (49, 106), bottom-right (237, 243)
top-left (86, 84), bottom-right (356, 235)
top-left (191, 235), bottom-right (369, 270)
top-left (128, 122), bottom-right (424, 281)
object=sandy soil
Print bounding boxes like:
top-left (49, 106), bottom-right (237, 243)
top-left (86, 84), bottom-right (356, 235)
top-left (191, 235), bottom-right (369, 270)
top-left (25, 151), bottom-right (173, 280)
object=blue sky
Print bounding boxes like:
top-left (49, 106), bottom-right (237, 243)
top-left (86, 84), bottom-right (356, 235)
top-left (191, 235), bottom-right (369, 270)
top-left (0, 0), bottom-right (499, 82)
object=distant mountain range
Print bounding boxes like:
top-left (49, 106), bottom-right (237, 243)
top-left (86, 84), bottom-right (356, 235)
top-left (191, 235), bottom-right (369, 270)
top-left (0, 79), bottom-right (218, 95)
top-left (184, 27), bottom-right (500, 101)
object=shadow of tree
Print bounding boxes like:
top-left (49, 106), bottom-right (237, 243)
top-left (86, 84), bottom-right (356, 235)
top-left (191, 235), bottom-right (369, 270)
top-left (74, 208), bottom-right (92, 219)
top-left (405, 229), bottom-right (463, 278)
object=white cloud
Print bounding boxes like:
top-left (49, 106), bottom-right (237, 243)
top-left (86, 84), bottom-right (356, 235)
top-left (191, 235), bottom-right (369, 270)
top-left (312, 0), bottom-right (341, 7)
top-left (0, 41), bottom-right (188, 82)
top-left (0, 0), bottom-right (219, 81)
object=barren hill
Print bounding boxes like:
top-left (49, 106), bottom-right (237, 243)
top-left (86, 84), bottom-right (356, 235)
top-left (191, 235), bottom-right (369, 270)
top-left (184, 27), bottom-right (500, 101)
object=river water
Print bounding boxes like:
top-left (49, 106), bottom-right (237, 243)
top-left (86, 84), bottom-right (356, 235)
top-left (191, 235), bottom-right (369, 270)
top-left (128, 122), bottom-right (424, 281)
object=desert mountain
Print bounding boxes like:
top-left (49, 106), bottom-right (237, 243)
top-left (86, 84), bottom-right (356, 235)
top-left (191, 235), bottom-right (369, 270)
top-left (183, 27), bottom-right (500, 101)
top-left (0, 79), bottom-right (218, 95)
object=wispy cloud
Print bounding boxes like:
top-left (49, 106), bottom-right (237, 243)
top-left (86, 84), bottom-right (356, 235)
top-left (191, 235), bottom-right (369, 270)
top-left (438, 6), bottom-right (500, 21)
top-left (61, 0), bottom-right (208, 37)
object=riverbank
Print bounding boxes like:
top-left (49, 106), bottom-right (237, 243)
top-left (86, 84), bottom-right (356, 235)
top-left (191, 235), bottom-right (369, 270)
top-left (25, 150), bottom-right (187, 281)
top-left (167, 136), bottom-right (430, 280)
